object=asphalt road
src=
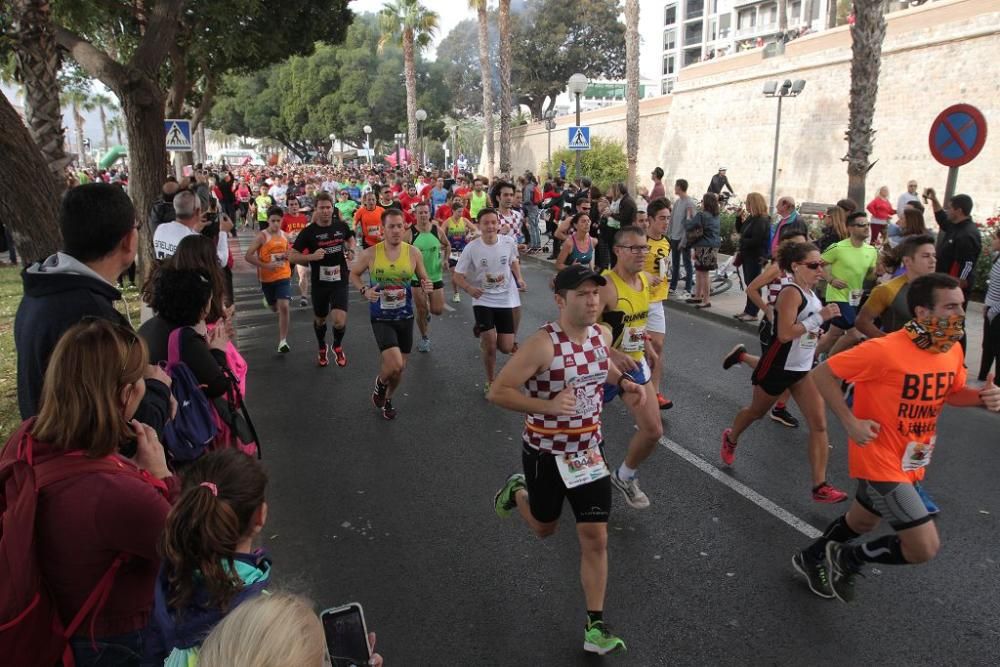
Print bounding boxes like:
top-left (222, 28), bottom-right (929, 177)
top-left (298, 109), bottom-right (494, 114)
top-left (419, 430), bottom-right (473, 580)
top-left (230, 245), bottom-right (999, 666)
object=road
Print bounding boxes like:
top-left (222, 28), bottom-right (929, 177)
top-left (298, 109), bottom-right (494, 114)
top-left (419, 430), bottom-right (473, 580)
top-left (230, 245), bottom-right (999, 666)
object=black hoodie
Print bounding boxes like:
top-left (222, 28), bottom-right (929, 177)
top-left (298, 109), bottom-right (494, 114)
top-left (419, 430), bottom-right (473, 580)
top-left (14, 253), bottom-right (171, 432)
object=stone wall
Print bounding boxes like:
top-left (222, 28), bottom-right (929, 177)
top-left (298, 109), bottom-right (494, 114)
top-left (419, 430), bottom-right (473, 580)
top-left (493, 0), bottom-right (1000, 215)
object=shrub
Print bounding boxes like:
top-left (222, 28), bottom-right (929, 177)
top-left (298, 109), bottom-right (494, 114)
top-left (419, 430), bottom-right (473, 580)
top-left (539, 136), bottom-right (627, 192)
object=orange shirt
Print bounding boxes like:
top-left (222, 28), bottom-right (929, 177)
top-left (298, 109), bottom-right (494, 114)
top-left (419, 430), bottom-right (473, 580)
top-left (827, 330), bottom-right (966, 483)
top-left (354, 205), bottom-right (385, 247)
top-left (257, 231), bottom-right (291, 283)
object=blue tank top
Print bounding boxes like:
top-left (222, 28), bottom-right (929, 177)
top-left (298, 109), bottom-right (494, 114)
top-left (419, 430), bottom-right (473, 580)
top-left (566, 235), bottom-right (594, 266)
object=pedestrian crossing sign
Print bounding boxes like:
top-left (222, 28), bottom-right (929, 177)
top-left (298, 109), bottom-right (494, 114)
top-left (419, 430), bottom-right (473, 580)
top-left (165, 119), bottom-right (192, 151)
top-left (568, 126), bottom-right (590, 151)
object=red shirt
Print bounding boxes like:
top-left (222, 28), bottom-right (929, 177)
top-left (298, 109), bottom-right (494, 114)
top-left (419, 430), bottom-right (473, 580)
top-left (866, 197), bottom-right (895, 221)
top-left (434, 204), bottom-right (453, 222)
top-left (455, 186), bottom-right (471, 199)
top-left (280, 213), bottom-right (309, 237)
top-left (399, 192), bottom-right (423, 211)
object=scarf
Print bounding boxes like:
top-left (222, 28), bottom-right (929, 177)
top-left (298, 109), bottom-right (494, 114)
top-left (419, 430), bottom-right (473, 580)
top-left (902, 315), bottom-right (965, 353)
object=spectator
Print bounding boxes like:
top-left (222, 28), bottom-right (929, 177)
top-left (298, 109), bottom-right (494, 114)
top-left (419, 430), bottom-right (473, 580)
top-left (981, 233), bottom-right (1000, 384)
top-left (897, 179), bottom-right (920, 213)
top-left (707, 167), bottom-right (735, 198)
top-left (668, 178), bottom-right (696, 297)
top-left (149, 179), bottom-right (180, 235)
top-left (153, 190), bottom-right (207, 261)
top-left (2, 319), bottom-right (177, 664)
top-left (735, 192), bottom-right (772, 321)
top-left (817, 206), bottom-right (848, 252)
top-left (685, 192), bottom-right (721, 309)
top-left (888, 206), bottom-right (932, 249)
top-left (14, 183), bottom-right (172, 430)
top-left (522, 173), bottom-right (542, 252)
top-left (866, 185), bottom-right (895, 244)
top-left (926, 189), bottom-right (981, 352)
top-left (769, 196), bottom-right (807, 258)
top-left (649, 167), bottom-right (666, 201)
top-left (836, 198), bottom-right (858, 214)
top-left (145, 450), bottom-right (270, 664)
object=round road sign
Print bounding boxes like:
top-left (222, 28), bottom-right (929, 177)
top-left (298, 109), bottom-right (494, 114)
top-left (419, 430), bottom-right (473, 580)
top-left (928, 104), bottom-right (987, 168)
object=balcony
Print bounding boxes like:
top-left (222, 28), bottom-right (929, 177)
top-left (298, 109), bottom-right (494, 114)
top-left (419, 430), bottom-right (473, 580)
top-left (734, 21), bottom-right (779, 39)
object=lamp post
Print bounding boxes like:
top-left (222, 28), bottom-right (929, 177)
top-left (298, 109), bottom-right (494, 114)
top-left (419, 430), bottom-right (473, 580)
top-left (566, 73), bottom-right (590, 180)
top-left (415, 109), bottom-right (427, 168)
top-left (363, 124), bottom-right (373, 166)
top-left (763, 79), bottom-right (806, 215)
top-left (543, 109), bottom-right (557, 177)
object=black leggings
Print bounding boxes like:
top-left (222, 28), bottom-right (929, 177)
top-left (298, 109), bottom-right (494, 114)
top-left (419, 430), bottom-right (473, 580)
top-left (979, 313), bottom-right (1000, 384)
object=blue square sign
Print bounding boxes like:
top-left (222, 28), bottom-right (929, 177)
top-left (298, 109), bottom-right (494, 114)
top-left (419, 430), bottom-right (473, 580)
top-left (568, 126), bottom-right (590, 151)
top-left (165, 119), bottom-right (192, 151)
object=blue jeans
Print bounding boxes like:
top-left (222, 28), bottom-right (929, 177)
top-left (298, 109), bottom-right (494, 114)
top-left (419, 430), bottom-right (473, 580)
top-left (524, 206), bottom-right (541, 248)
top-left (669, 241), bottom-right (693, 293)
top-left (70, 629), bottom-right (143, 667)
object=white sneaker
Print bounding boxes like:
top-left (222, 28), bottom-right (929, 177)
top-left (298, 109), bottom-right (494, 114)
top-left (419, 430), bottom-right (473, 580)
top-left (278, 339), bottom-right (290, 353)
top-left (610, 470), bottom-right (650, 509)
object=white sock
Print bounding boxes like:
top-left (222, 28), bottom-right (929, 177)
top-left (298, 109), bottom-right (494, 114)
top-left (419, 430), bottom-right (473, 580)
top-left (618, 463), bottom-right (638, 481)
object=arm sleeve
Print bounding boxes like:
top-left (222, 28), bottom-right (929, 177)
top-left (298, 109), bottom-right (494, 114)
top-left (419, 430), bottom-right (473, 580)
top-left (826, 341), bottom-right (884, 384)
top-left (455, 246), bottom-right (473, 274)
top-left (180, 328), bottom-right (232, 398)
top-left (292, 228), bottom-right (310, 253)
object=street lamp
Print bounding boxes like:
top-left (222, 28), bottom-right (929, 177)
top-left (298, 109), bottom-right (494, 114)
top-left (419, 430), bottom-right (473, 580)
top-left (415, 109), bottom-right (427, 168)
top-left (329, 133), bottom-right (336, 165)
top-left (363, 124), bottom-right (373, 166)
top-left (566, 72), bottom-right (590, 180)
top-left (543, 109), bottom-right (557, 177)
top-left (763, 79), bottom-right (806, 215)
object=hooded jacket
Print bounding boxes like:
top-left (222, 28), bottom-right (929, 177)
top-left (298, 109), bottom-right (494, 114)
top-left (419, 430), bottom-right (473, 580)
top-left (14, 253), bottom-right (171, 431)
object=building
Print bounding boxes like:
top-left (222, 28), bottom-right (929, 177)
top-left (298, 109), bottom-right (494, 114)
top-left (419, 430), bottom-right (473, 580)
top-left (550, 79), bottom-right (660, 117)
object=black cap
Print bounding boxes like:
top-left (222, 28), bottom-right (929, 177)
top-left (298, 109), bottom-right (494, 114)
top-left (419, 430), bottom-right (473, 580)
top-left (553, 265), bottom-right (606, 292)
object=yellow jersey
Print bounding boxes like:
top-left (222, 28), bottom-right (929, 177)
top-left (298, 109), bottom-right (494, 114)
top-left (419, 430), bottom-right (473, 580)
top-left (601, 270), bottom-right (650, 361)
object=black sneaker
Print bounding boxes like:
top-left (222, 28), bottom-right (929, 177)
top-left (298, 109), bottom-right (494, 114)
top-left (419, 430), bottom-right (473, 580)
top-left (371, 376), bottom-right (387, 408)
top-left (792, 550), bottom-right (834, 599)
top-left (382, 399), bottom-right (397, 420)
top-left (825, 542), bottom-right (862, 603)
top-left (723, 344), bottom-right (746, 370)
top-left (770, 405), bottom-right (799, 428)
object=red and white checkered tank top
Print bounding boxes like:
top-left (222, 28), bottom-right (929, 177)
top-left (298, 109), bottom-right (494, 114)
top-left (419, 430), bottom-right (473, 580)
top-left (523, 322), bottom-right (609, 453)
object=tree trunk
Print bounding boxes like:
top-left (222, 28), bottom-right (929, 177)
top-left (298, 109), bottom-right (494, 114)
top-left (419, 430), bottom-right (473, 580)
top-left (403, 28), bottom-right (419, 171)
top-left (625, 0), bottom-right (640, 194)
top-left (844, 0), bottom-right (886, 206)
top-left (498, 0), bottom-right (512, 176)
top-left (11, 0), bottom-right (72, 182)
top-left (827, 0), bottom-right (839, 29)
top-left (72, 98), bottom-right (86, 166)
top-left (0, 93), bottom-right (63, 263)
top-left (98, 104), bottom-right (109, 153)
top-left (779, 0), bottom-right (788, 32)
top-left (475, 2), bottom-right (495, 179)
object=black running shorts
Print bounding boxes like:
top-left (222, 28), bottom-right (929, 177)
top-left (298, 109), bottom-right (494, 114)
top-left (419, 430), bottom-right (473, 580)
top-left (521, 441), bottom-right (611, 524)
top-left (371, 318), bottom-right (414, 354)
top-left (312, 281), bottom-right (349, 318)
top-left (473, 305), bottom-right (515, 335)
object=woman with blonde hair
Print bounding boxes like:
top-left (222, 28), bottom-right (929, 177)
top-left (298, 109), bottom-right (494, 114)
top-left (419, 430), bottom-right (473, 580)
top-left (735, 191), bottom-right (771, 321)
top-left (817, 206), bottom-right (848, 252)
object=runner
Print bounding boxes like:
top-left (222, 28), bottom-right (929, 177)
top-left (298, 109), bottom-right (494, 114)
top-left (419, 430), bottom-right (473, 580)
top-left (289, 192), bottom-right (356, 368)
top-left (597, 226), bottom-right (663, 509)
top-left (720, 241), bottom-right (848, 503)
top-left (244, 206), bottom-right (292, 353)
top-left (854, 234), bottom-right (937, 341)
top-left (642, 198), bottom-right (674, 410)
top-left (409, 201), bottom-right (449, 352)
top-left (349, 209), bottom-right (434, 420)
top-left (253, 184), bottom-right (274, 230)
top-left (555, 212), bottom-right (595, 270)
top-left (281, 197), bottom-right (311, 307)
top-left (354, 191), bottom-right (385, 249)
top-left (445, 195), bottom-right (475, 303)
top-left (454, 208), bottom-right (527, 395)
top-left (489, 264), bottom-right (644, 656)
top-left (794, 273), bottom-right (1000, 601)
top-left (468, 178), bottom-right (489, 220)
top-left (335, 189), bottom-right (359, 225)
top-left (816, 211), bottom-right (878, 357)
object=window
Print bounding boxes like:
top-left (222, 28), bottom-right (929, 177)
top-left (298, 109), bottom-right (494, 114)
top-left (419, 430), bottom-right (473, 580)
top-left (684, 21), bottom-right (703, 45)
top-left (738, 9), bottom-right (756, 29)
top-left (686, 0), bottom-right (704, 20)
top-left (664, 4), bottom-right (677, 25)
top-left (708, 18), bottom-right (717, 41)
top-left (662, 54), bottom-right (676, 76)
top-left (790, 1), bottom-right (801, 18)
top-left (761, 3), bottom-right (776, 25)
top-left (719, 14), bottom-right (731, 38)
top-left (683, 47), bottom-right (702, 67)
top-left (663, 29), bottom-right (676, 51)
top-left (661, 79), bottom-right (675, 95)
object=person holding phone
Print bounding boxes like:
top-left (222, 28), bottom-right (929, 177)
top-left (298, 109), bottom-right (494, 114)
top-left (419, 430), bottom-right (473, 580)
top-left (489, 264), bottom-right (642, 656)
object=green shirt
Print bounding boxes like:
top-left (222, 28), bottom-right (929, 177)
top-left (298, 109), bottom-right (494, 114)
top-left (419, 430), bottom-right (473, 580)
top-left (255, 194), bottom-right (273, 221)
top-left (469, 191), bottom-right (489, 219)
top-left (335, 199), bottom-right (358, 221)
top-left (411, 226), bottom-right (443, 282)
top-left (821, 239), bottom-right (877, 303)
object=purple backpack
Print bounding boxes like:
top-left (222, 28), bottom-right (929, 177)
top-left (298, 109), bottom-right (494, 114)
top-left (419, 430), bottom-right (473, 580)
top-left (161, 327), bottom-right (218, 462)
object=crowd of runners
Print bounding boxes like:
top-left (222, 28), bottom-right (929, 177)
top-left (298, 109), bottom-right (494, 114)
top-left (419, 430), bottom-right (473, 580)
top-left (4, 157), bottom-right (999, 663)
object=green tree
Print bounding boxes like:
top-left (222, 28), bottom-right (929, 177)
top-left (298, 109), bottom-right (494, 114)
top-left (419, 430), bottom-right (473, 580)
top-left (90, 91), bottom-right (113, 152)
top-left (435, 16), bottom-right (497, 117)
top-left (540, 136), bottom-right (626, 192)
top-left (61, 88), bottom-right (94, 164)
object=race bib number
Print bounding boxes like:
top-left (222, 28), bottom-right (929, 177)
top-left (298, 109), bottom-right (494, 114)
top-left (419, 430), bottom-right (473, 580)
top-left (901, 438), bottom-right (934, 471)
top-left (379, 286), bottom-right (406, 309)
top-left (484, 272), bottom-right (507, 292)
top-left (849, 289), bottom-right (863, 307)
top-left (449, 251), bottom-right (462, 263)
top-left (366, 225), bottom-right (382, 239)
top-left (800, 332), bottom-right (819, 350)
top-left (270, 252), bottom-right (287, 264)
top-left (622, 326), bottom-right (646, 353)
top-left (555, 448), bottom-right (610, 489)
top-left (319, 266), bottom-right (341, 282)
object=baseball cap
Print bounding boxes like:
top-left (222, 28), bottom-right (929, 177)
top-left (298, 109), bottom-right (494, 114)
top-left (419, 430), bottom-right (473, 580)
top-left (553, 265), bottom-right (606, 292)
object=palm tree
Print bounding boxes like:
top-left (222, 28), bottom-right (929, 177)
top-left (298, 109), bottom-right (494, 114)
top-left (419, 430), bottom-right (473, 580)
top-left (379, 0), bottom-right (439, 172)
top-left (624, 0), bottom-right (640, 193)
top-left (107, 113), bottom-right (125, 146)
top-left (90, 92), bottom-right (114, 153)
top-left (497, 0), bottom-right (512, 175)
top-left (62, 89), bottom-right (95, 165)
top-left (844, 0), bottom-right (886, 206)
top-left (470, 0), bottom-right (494, 179)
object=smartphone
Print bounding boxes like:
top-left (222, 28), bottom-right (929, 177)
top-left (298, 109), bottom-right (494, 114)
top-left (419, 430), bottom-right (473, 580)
top-left (321, 602), bottom-right (371, 667)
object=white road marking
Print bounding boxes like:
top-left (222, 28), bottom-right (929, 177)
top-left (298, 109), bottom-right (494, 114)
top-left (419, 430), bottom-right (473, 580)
top-left (443, 303), bottom-right (456, 312)
top-left (658, 436), bottom-right (823, 539)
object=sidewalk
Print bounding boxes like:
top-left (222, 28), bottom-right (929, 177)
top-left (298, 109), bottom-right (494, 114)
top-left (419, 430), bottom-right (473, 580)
top-left (521, 250), bottom-right (987, 376)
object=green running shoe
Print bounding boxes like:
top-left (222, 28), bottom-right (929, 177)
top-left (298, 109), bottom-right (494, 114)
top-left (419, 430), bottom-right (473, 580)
top-left (584, 620), bottom-right (626, 655)
top-left (493, 473), bottom-right (525, 518)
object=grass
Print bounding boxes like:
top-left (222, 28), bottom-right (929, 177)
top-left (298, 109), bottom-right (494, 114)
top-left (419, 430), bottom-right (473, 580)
top-left (0, 264), bottom-right (143, 442)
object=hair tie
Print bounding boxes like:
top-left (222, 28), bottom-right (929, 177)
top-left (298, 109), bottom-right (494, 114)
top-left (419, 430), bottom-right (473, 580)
top-left (199, 481), bottom-right (218, 496)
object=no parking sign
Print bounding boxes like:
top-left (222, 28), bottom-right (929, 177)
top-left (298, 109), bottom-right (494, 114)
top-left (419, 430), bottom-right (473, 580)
top-left (927, 104), bottom-right (987, 201)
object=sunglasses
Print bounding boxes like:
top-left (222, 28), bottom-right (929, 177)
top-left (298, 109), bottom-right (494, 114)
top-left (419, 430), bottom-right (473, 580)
top-left (616, 244), bottom-right (650, 254)
top-left (801, 261), bottom-right (825, 270)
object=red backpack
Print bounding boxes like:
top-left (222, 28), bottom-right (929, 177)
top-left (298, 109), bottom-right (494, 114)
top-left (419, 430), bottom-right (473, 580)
top-left (0, 422), bottom-right (139, 666)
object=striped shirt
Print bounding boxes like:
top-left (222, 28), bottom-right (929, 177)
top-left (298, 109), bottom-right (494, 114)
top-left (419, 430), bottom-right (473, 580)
top-left (986, 255), bottom-right (1000, 321)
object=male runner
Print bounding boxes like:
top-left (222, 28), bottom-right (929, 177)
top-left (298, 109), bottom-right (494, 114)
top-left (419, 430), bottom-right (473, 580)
top-left (643, 198), bottom-right (673, 410)
top-left (468, 178), bottom-right (489, 219)
top-left (854, 235), bottom-right (937, 341)
top-left (350, 209), bottom-right (434, 420)
top-left (793, 273), bottom-right (1000, 601)
top-left (598, 226), bottom-right (664, 509)
top-left (353, 191), bottom-right (385, 249)
top-left (253, 184), bottom-right (274, 230)
top-left (281, 197), bottom-right (311, 306)
top-left (490, 264), bottom-right (644, 655)
top-left (495, 181), bottom-right (524, 244)
top-left (245, 206), bottom-right (292, 353)
top-left (817, 211), bottom-right (877, 356)
top-left (289, 192), bottom-right (355, 367)
top-left (454, 208), bottom-right (527, 395)
top-left (409, 201), bottom-right (449, 352)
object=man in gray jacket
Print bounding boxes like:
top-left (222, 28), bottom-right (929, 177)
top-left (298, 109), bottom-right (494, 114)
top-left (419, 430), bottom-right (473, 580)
top-left (669, 178), bottom-right (695, 297)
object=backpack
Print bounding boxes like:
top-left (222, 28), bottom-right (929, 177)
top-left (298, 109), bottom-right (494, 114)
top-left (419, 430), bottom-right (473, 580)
top-left (0, 422), bottom-right (137, 666)
top-left (212, 364), bottom-right (262, 459)
top-left (161, 327), bottom-right (218, 463)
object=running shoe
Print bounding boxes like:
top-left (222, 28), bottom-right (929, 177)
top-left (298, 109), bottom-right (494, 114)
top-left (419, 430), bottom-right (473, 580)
top-left (812, 482), bottom-right (848, 504)
top-left (317, 345), bottom-right (329, 367)
top-left (825, 542), bottom-right (861, 603)
top-left (493, 472), bottom-right (526, 518)
top-left (914, 482), bottom-right (940, 515)
top-left (372, 376), bottom-right (387, 408)
top-left (610, 470), bottom-right (650, 509)
top-left (452, 292), bottom-right (461, 303)
top-left (382, 399), bottom-right (397, 420)
top-left (769, 405), bottom-right (799, 428)
top-left (299, 296), bottom-right (309, 307)
top-left (583, 621), bottom-right (626, 655)
top-left (417, 337), bottom-right (431, 353)
top-left (656, 393), bottom-right (674, 410)
top-left (277, 340), bottom-right (290, 354)
top-left (720, 428), bottom-right (737, 466)
top-left (723, 344), bottom-right (747, 370)
top-left (333, 346), bottom-right (347, 367)
top-left (483, 382), bottom-right (491, 398)
top-left (792, 550), bottom-right (834, 599)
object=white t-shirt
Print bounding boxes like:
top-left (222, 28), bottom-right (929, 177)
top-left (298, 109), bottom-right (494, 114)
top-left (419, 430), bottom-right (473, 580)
top-left (152, 221), bottom-right (227, 265)
top-left (456, 236), bottom-right (520, 308)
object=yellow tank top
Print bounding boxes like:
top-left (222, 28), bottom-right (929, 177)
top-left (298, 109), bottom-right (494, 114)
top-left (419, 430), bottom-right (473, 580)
top-left (601, 270), bottom-right (650, 360)
top-left (370, 242), bottom-right (415, 320)
top-left (258, 231), bottom-right (291, 283)
top-left (643, 235), bottom-right (671, 302)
